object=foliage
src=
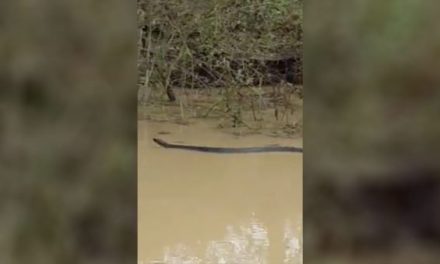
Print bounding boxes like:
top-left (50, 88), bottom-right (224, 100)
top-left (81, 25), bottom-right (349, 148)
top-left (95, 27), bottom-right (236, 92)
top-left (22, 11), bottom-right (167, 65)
top-left (138, 0), bottom-right (303, 101)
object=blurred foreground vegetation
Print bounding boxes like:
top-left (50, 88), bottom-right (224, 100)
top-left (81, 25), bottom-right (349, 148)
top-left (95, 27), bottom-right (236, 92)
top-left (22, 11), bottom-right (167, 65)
top-left (305, 1), bottom-right (440, 263)
top-left (0, 1), bottom-right (136, 263)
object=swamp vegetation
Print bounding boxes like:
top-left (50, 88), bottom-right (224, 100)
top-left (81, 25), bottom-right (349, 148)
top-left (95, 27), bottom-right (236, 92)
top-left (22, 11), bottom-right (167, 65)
top-left (137, 0), bottom-right (303, 137)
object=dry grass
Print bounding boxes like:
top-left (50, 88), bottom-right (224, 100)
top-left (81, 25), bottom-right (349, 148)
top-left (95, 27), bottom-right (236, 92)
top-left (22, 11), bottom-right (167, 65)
top-left (138, 0), bottom-right (303, 131)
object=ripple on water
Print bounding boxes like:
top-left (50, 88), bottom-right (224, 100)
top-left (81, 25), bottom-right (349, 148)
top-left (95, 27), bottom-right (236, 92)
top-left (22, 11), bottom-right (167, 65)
top-left (145, 217), bottom-right (302, 264)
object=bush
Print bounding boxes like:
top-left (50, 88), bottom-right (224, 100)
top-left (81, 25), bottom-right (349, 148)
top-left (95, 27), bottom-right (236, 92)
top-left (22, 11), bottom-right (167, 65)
top-left (138, 0), bottom-right (303, 102)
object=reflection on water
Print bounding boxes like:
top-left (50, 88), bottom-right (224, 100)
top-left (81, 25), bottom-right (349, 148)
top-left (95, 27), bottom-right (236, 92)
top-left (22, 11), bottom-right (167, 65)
top-left (144, 216), bottom-right (302, 264)
top-left (283, 220), bottom-right (302, 264)
top-left (138, 120), bottom-right (302, 264)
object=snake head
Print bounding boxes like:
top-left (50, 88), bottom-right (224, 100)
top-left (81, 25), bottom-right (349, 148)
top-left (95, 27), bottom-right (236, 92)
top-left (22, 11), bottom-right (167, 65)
top-left (153, 138), bottom-right (167, 146)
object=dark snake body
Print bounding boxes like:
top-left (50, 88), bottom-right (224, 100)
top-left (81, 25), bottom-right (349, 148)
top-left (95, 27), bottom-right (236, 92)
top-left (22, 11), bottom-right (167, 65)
top-left (153, 138), bottom-right (303, 154)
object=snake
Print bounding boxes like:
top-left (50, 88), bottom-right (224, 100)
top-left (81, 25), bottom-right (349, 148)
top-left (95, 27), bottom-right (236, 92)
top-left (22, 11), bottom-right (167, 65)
top-left (153, 138), bottom-right (302, 154)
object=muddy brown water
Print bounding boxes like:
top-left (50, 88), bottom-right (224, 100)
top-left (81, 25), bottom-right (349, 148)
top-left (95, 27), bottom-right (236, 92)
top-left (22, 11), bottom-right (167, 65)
top-left (138, 120), bottom-right (302, 264)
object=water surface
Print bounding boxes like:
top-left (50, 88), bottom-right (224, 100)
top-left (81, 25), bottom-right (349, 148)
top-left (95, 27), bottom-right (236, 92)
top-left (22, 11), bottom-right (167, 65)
top-left (138, 120), bottom-right (302, 263)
